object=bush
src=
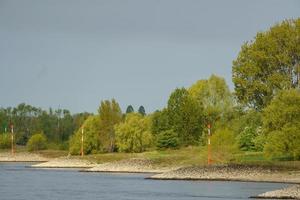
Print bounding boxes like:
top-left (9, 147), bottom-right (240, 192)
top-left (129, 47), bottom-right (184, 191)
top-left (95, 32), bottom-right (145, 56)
top-left (69, 115), bottom-right (102, 155)
top-left (115, 113), bottom-right (153, 153)
top-left (156, 130), bottom-right (179, 149)
top-left (210, 129), bottom-right (239, 163)
top-left (0, 133), bottom-right (11, 149)
top-left (237, 126), bottom-right (259, 151)
top-left (27, 133), bottom-right (47, 151)
top-left (264, 125), bottom-right (300, 160)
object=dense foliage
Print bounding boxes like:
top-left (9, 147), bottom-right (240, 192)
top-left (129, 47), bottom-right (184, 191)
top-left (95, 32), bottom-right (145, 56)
top-left (27, 133), bottom-right (47, 151)
top-left (232, 19), bottom-right (300, 110)
top-left (115, 113), bottom-right (152, 153)
top-left (262, 89), bottom-right (300, 160)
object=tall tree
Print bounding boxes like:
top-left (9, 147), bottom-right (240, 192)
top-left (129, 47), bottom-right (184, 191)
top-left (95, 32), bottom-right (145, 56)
top-left (138, 105), bottom-right (146, 116)
top-left (167, 88), bottom-right (204, 145)
top-left (232, 19), bottom-right (300, 110)
top-left (126, 105), bottom-right (134, 114)
top-left (188, 74), bottom-right (234, 124)
top-left (98, 99), bottom-right (123, 152)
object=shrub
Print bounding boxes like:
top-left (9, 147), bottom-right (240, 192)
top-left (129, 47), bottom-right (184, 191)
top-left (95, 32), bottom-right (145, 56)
top-left (210, 129), bottom-right (239, 163)
top-left (69, 115), bottom-right (102, 155)
top-left (27, 133), bottom-right (47, 151)
top-left (115, 113), bottom-right (153, 153)
top-left (0, 133), bottom-right (11, 149)
top-left (156, 130), bottom-right (179, 149)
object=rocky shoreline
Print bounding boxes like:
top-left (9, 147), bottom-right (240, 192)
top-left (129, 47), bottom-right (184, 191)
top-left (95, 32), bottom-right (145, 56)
top-left (31, 157), bottom-right (96, 168)
top-left (251, 185), bottom-right (300, 199)
top-left (0, 152), bottom-right (49, 162)
top-left (148, 165), bottom-right (300, 183)
top-left (83, 158), bottom-right (173, 173)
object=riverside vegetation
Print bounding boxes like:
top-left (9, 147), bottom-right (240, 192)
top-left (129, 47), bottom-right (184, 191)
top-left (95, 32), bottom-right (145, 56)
top-left (1, 18), bottom-right (300, 168)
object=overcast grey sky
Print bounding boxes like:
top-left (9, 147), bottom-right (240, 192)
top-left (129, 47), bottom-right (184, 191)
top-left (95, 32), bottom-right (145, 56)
top-left (0, 0), bottom-right (299, 113)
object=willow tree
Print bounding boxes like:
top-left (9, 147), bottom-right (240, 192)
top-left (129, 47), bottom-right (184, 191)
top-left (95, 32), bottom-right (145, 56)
top-left (232, 18), bottom-right (300, 110)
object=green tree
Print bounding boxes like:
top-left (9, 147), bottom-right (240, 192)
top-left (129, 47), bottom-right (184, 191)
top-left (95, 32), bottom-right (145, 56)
top-left (156, 129), bottom-right (179, 149)
top-left (98, 99), bottom-right (123, 152)
top-left (232, 19), bottom-right (300, 109)
top-left (167, 88), bottom-right (204, 145)
top-left (27, 133), bottom-right (47, 151)
top-left (138, 105), bottom-right (146, 116)
top-left (189, 74), bottom-right (234, 125)
top-left (262, 89), bottom-right (300, 159)
top-left (126, 105), bottom-right (134, 114)
top-left (115, 113), bottom-right (153, 153)
top-left (69, 115), bottom-right (102, 155)
top-left (151, 108), bottom-right (170, 135)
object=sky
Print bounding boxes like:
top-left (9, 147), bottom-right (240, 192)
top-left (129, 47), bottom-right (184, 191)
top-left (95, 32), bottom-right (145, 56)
top-left (0, 0), bottom-right (299, 114)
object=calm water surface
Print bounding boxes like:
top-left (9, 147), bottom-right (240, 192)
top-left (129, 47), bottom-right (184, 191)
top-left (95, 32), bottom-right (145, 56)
top-left (0, 163), bottom-right (290, 200)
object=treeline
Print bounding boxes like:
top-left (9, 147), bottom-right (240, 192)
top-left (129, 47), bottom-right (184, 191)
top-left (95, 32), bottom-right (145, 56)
top-left (0, 103), bottom-right (90, 149)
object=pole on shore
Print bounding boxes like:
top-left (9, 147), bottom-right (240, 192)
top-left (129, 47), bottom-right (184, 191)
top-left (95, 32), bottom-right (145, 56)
top-left (81, 127), bottom-right (84, 157)
top-left (207, 124), bottom-right (212, 165)
top-left (11, 124), bottom-right (14, 156)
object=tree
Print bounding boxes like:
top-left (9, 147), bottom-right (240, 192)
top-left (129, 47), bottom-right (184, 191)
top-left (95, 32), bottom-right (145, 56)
top-left (138, 105), bottom-right (146, 116)
top-left (232, 19), bottom-right (300, 110)
top-left (69, 115), bottom-right (102, 155)
top-left (188, 74), bottom-right (234, 125)
top-left (156, 130), bottom-right (179, 149)
top-left (98, 99), bottom-right (123, 152)
top-left (151, 108), bottom-right (170, 135)
top-left (126, 105), bottom-right (134, 114)
top-left (262, 89), bottom-right (300, 160)
top-left (27, 133), bottom-right (47, 151)
top-left (167, 88), bottom-right (204, 145)
top-left (115, 113), bottom-right (153, 153)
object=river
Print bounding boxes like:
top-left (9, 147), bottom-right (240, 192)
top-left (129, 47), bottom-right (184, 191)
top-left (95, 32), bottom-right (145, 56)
top-left (0, 163), bottom-right (290, 200)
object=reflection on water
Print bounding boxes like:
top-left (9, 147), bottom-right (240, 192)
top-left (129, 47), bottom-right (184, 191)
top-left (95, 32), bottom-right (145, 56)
top-left (0, 163), bottom-right (290, 200)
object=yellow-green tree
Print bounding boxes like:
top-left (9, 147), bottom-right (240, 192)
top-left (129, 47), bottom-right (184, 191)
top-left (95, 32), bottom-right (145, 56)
top-left (188, 74), bottom-right (234, 125)
top-left (263, 89), bottom-right (300, 160)
top-left (233, 19), bottom-right (300, 110)
top-left (98, 99), bottom-right (123, 152)
top-left (115, 113), bottom-right (153, 153)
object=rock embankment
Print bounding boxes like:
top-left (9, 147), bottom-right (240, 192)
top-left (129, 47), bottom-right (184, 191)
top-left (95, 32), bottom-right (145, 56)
top-left (253, 185), bottom-right (300, 199)
top-left (31, 157), bottom-right (96, 168)
top-left (0, 152), bottom-right (49, 162)
top-left (84, 158), bottom-right (170, 173)
top-left (149, 165), bottom-right (300, 183)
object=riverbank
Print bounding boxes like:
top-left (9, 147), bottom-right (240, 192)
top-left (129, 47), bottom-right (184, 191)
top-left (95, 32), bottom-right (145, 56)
top-left (148, 165), bottom-right (300, 184)
top-left (252, 185), bottom-right (300, 199)
top-left (31, 157), bottom-right (96, 168)
top-left (0, 152), bottom-right (49, 162)
top-left (83, 158), bottom-right (176, 173)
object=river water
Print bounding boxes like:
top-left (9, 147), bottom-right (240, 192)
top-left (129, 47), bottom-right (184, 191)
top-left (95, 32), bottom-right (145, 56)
top-left (0, 163), bottom-right (290, 200)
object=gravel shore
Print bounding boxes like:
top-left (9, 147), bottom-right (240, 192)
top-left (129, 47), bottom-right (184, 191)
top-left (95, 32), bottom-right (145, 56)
top-left (83, 158), bottom-right (173, 173)
top-left (252, 185), bottom-right (300, 199)
top-left (0, 152), bottom-right (49, 162)
top-left (31, 157), bottom-right (96, 168)
top-left (149, 165), bottom-right (300, 183)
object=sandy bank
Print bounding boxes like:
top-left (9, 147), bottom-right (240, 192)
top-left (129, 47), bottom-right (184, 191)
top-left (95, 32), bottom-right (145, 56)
top-left (83, 158), bottom-right (173, 173)
top-left (148, 165), bottom-right (300, 183)
top-left (252, 185), bottom-right (300, 199)
top-left (31, 157), bottom-right (96, 168)
top-left (0, 152), bottom-right (49, 162)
